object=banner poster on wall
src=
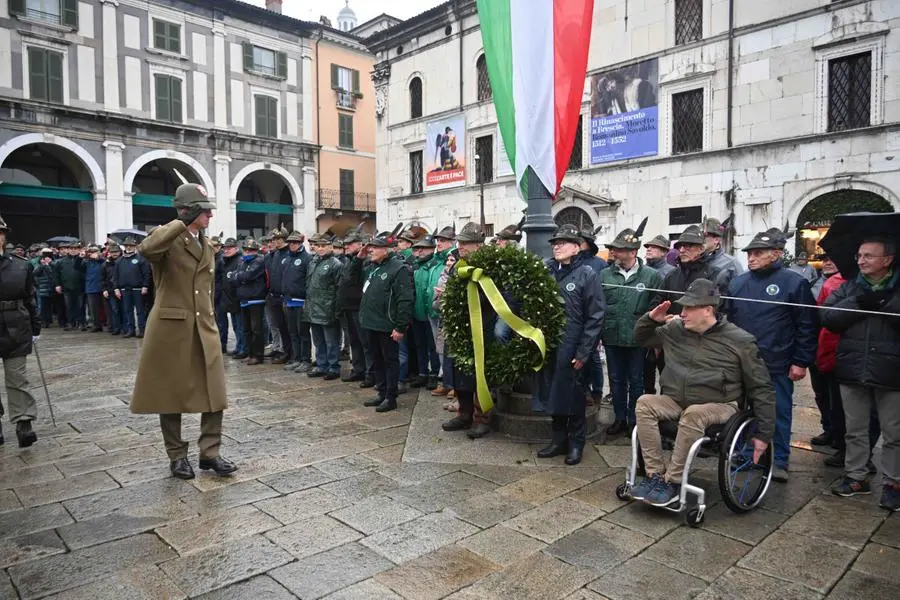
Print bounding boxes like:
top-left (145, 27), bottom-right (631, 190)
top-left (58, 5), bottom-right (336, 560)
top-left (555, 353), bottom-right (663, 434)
top-left (425, 114), bottom-right (467, 191)
top-left (589, 58), bottom-right (659, 165)
top-left (497, 126), bottom-right (514, 177)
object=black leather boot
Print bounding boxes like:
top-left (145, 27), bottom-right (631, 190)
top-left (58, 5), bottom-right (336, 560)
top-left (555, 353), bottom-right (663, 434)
top-left (375, 398), bottom-right (398, 413)
top-left (566, 411), bottom-right (587, 465)
top-left (364, 396), bottom-right (384, 407)
top-left (170, 458), bottom-right (195, 479)
top-left (537, 417), bottom-right (569, 458)
top-left (199, 456), bottom-right (238, 476)
top-left (16, 420), bottom-right (37, 448)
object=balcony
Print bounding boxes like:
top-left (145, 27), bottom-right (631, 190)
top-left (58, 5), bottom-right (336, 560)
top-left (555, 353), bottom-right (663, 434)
top-left (332, 87), bottom-right (363, 110)
top-left (318, 188), bottom-right (376, 213)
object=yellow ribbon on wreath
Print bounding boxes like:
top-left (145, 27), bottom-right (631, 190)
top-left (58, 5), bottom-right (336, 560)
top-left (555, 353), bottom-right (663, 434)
top-left (456, 264), bottom-right (547, 413)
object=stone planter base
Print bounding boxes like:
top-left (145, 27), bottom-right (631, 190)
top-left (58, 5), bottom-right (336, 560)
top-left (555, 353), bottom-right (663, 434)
top-left (490, 390), bottom-right (600, 444)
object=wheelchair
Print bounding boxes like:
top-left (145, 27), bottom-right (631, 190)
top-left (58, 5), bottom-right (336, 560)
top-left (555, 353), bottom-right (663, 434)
top-left (615, 407), bottom-right (774, 527)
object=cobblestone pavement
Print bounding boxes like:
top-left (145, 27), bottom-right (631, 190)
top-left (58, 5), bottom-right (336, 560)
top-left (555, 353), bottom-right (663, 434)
top-left (0, 329), bottom-right (897, 599)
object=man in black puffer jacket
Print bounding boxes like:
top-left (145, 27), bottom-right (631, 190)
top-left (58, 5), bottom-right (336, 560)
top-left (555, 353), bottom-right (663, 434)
top-left (823, 236), bottom-right (900, 511)
top-left (336, 230), bottom-right (368, 382)
top-left (231, 239), bottom-right (267, 365)
top-left (281, 231), bottom-right (313, 372)
top-left (218, 239), bottom-right (246, 357)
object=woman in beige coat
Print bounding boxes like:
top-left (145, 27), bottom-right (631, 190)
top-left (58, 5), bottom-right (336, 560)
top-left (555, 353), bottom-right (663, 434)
top-left (131, 183), bottom-right (237, 480)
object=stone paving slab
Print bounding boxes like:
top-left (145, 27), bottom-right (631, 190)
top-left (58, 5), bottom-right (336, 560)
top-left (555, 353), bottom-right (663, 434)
top-left (641, 528), bottom-right (752, 583)
top-left (155, 504), bottom-right (281, 554)
top-left (0, 530), bottom-right (67, 570)
top-left (360, 511), bottom-right (479, 564)
top-left (255, 486), bottom-right (351, 525)
top-left (193, 575), bottom-right (295, 600)
top-left (0, 504), bottom-right (74, 539)
top-left (56, 513), bottom-right (172, 550)
top-left (13, 470), bottom-right (120, 508)
top-left (544, 520), bottom-right (653, 576)
top-left (503, 496), bottom-right (604, 543)
top-left (376, 545), bottom-right (500, 600)
top-left (41, 565), bottom-right (187, 600)
top-left (265, 514), bottom-right (363, 559)
top-left (693, 567), bottom-right (823, 600)
top-left (587, 555), bottom-right (708, 600)
top-left (457, 525), bottom-right (548, 566)
top-left (329, 495), bottom-right (424, 535)
top-left (270, 542), bottom-right (394, 599)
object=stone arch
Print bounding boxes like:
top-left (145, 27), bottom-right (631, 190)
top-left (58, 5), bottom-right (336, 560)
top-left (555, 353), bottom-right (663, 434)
top-left (229, 163), bottom-right (303, 207)
top-left (124, 149), bottom-right (215, 199)
top-left (785, 179), bottom-right (900, 227)
top-left (0, 133), bottom-right (106, 192)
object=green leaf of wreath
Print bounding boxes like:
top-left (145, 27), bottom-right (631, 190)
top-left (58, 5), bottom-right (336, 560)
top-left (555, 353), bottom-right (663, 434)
top-left (441, 245), bottom-right (566, 387)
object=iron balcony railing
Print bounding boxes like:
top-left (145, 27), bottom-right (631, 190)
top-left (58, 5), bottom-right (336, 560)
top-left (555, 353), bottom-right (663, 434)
top-left (317, 188), bottom-right (376, 213)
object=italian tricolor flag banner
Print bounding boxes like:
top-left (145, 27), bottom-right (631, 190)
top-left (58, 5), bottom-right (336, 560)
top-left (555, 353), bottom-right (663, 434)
top-left (476, 0), bottom-right (594, 197)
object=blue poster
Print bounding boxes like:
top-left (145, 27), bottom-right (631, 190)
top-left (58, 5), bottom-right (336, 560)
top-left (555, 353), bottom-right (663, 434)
top-left (590, 58), bottom-right (659, 165)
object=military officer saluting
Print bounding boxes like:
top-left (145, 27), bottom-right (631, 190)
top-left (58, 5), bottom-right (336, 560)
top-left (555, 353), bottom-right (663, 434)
top-left (131, 184), bottom-right (237, 480)
top-left (359, 233), bottom-right (414, 412)
top-left (0, 213), bottom-right (42, 447)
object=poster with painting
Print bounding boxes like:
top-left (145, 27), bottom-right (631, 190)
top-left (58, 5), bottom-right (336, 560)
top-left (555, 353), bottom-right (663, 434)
top-left (425, 114), bottom-right (467, 191)
top-left (590, 58), bottom-right (659, 164)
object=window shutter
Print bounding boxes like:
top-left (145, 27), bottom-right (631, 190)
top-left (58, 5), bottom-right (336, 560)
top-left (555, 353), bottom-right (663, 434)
top-left (62, 0), bottom-right (79, 28)
top-left (276, 52), bottom-right (288, 79)
top-left (48, 52), bottom-right (64, 103)
top-left (268, 97), bottom-right (278, 137)
top-left (153, 20), bottom-right (166, 50)
top-left (242, 42), bottom-right (253, 72)
top-left (330, 64), bottom-right (339, 89)
top-left (9, 0), bottom-right (25, 17)
top-left (255, 96), bottom-right (265, 136)
top-left (155, 75), bottom-right (170, 121)
top-left (351, 69), bottom-right (360, 93)
top-left (168, 23), bottom-right (181, 54)
top-left (171, 77), bottom-right (183, 122)
top-left (28, 48), bottom-right (47, 101)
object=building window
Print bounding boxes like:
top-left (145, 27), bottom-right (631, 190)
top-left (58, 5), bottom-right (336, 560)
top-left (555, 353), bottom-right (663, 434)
top-left (27, 47), bottom-right (64, 103)
top-left (339, 169), bottom-right (355, 210)
top-left (153, 18), bottom-right (181, 54)
top-left (338, 113), bottom-right (354, 148)
top-left (568, 116), bottom-right (583, 171)
top-left (331, 64), bottom-right (360, 109)
top-left (475, 135), bottom-right (494, 184)
top-left (828, 51), bottom-right (871, 132)
top-left (555, 207), bottom-right (592, 231)
top-left (242, 42), bottom-right (288, 79)
top-left (671, 88), bottom-right (703, 154)
top-left (11, 0), bottom-right (78, 27)
top-left (675, 0), bottom-right (702, 46)
top-left (409, 77), bottom-right (423, 119)
top-left (254, 95), bottom-right (278, 138)
top-left (669, 206), bottom-right (702, 226)
top-left (154, 74), bottom-right (183, 123)
top-left (409, 151), bottom-right (424, 195)
top-left (476, 54), bottom-right (492, 102)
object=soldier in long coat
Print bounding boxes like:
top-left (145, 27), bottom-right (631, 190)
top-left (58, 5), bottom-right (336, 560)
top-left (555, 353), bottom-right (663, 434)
top-left (131, 183), bottom-right (236, 480)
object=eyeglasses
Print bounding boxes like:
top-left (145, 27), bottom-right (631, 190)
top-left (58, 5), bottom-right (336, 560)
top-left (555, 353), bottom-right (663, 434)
top-left (855, 253), bottom-right (893, 261)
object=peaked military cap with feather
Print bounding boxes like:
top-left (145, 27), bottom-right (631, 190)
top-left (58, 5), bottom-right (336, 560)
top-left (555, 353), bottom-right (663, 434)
top-left (343, 221), bottom-right (367, 244)
top-left (242, 238), bottom-right (261, 251)
top-left (549, 224), bottom-right (584, 245)
top-left (644, 234), bottom-right (671, 250)
top-left (674, 225), bottom-right (705, 248)
top-left (269, 224), bottom-right (289, 239)
top-left (456, 222), bottom-right (486, 243)
top-left (606, 217), bottom-right (648, 250)
top-left (286, 230), bottom-right (305, 243)
top-left (496, 217), bottom-right (525, 242)
top-left (434, 225), bottom-right (457, 241)
top-left (413, 234), bottom-right (436, 248)
top-left (173, 183), bottom-right (216, 210)
top-left (743, 226), bottom-right (791, 251)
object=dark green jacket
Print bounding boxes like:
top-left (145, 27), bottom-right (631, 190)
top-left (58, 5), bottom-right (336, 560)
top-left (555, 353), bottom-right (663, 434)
top-left (600, 259), bottom-right (661, 346)
top-left (52, 256), bottom-right (86, 292)
top-left (413, 252), bottom-right (441, 321)
top-left (305, 253), bottom-right (342, 325)
top-left (634, 313), bottom-right (776, 440)
top-left (360, 253), bottom-right (414, 333)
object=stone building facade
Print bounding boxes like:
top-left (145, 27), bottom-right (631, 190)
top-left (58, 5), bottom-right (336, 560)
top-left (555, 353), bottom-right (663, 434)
top-left (0, 0), bottom-right (375, 244)
top-left (368, 0), bottom-right (900, 255)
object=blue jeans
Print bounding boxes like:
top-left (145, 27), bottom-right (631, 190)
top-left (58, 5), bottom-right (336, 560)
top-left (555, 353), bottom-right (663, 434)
top-left (771, 372), bottom-right (794, 469)
top-left (399, 338), bottom-right (409, 381)
top-left (121, 289), bottom-right (146, 335)
top-left (311, 323), bottom-right (341, 374)
top-left (230, 312), bottom-right (247, 354)
top-left (63, 290), bottom-right (84, 327)
top-left (216, 308), bottom-right (229, 351)
top-left (589, 347), bottom-right (604, 397)
top-left (605, 345), bottom-right (645, 424)
top-left (413, 319), bottom-right (440, 376)
top-left (442, 354), bottom-right (454, 389)
top-left (285, 307), bottom-right (311, 363)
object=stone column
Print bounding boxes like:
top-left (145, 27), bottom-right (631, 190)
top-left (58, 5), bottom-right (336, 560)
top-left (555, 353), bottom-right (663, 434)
top-left (300, 166), bottom-right (317, 235)
top-left (212, 155), bottom-right (234, 237)
top-left (301, 47), bottom-right (314, 142)
top-left (100, 141), bottom-right (128, 239)
top-left (523, 169), bottom-right (556, 260)
top-left (100, 0), bottom-right (120, 112)
top-left (213, 27), bottom-right (227, 129)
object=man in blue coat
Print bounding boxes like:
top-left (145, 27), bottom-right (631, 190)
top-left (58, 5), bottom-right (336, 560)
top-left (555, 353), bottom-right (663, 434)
top-left (727, 229), bottom-right (819, 482)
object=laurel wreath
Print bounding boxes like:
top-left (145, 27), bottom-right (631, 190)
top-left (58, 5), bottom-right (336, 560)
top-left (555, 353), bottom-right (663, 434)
top-left (441, 245), bottom-right (566, 386)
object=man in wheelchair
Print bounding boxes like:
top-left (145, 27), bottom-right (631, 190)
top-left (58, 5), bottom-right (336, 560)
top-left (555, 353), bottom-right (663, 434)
top-left (630, 278), bottom-right (776, 507)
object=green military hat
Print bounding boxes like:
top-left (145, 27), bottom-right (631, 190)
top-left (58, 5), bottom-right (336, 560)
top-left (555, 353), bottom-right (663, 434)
top-left (367, 234), bottom-right (392, 247)
top-left (399, 228), bottom-right (418, 244)
top-left (173, 183), bottom-right (216, 210)
top-left (434, 225), bottom-right (456, 241)
top-left (606, 217), bottom-right (648, 250)
top-left (742, 230), bottom-right (783, 252)
top-left (703, 217), bottom-right (725, 237)
top-left (286, 231), bottom-right (304, 243)
top-left (644, 234), bottom-right (671, 250)
top-left (308, 232), bottom-right (330, 245)
top-left (107, 243), bottom-right (121, 253)
top-left (549, 224), bottom-right (584, 245)
top-left (343, 231), bottom-right (363, 244)
top-left (456, 222), bottom-right (485, 243)
top-left (72, 240), bottom-right (84, 249)
top-left (259, 234), bottom-right (272, 244)
top-left (413, 234), bottom-right (436, 248)
top-left (679, 278), bottom-right (721, 308)
top-left (210, 231), bottom-right (224, 246)
top-left (123, 237), bottom-right (139, 246)
top-left (496, 222), bottom-right (523, 242)
top-left (86, 245), bottom-right (101, 253)
top-left (269, 225), bottom-right (289, 240)
top-left (0, 212), bottom-right (9, 233)
top-left (674, 225), bottom-right (705, 248)
top-left (332, 238), bottom-right (344, 249)
top-left (242, 238), bottom-right (260, 251)
top-left (222, 237), bottom-right (238, 248)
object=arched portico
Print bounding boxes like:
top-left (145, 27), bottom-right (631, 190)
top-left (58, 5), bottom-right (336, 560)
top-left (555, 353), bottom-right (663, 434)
top-left (231, 163), bottom-right (303, 238)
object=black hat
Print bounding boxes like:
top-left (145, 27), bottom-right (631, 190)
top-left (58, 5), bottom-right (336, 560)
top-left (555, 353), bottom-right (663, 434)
top-left (680, 278), bottom-right (721, 308)
top-left (413, 235), bottom-right (436, 248)
top-left (549, 224), bottom-right (583, 245)
top-left (222, 237), bottom-right (238, 248)
top-left (644, 235), bottom-right (671, 250)
top-left (343, 231), bottom-right (364, 244)
top-left (742, 230), bottom-right (783, 252)
top-left (242, 238), bottom-right (261, 251)
top-left (674, 225), bottom-right (704, 248)
top-left (367, 235), bottom-right (392, 248)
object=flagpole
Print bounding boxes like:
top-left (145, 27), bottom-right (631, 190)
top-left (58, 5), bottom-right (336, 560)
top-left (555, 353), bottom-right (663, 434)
top-left (522, 168), bottom-right (556, 259)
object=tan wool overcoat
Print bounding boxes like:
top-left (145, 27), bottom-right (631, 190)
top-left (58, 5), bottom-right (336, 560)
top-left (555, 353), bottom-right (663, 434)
top-left (130, 220), bottom-right (227, 414)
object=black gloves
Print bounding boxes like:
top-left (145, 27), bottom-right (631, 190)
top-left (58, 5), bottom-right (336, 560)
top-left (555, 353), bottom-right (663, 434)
top-left (178, 205), bottom-right (205, 227)
top-left (857, 290), bottom-right (890, 311)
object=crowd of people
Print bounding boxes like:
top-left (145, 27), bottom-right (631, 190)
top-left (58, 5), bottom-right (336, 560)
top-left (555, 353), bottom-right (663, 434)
top-left (1, 201), bottom-right (897, 512)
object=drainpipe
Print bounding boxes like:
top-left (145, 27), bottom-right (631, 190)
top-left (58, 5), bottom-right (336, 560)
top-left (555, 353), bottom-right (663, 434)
top-left (454, 0), bottom-right (463, 110)
top-left (314, 28), bottom-right (324, 215)
top-left (726, 0), bottom-right (735, 148)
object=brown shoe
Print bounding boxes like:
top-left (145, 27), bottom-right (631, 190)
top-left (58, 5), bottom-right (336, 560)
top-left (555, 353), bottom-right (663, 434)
top-left (271, 355), bottom-right (289, 365)
top-left (246, 357), bottom-right (262, 366)
top-left (431, 384), bottom-right (449, 396)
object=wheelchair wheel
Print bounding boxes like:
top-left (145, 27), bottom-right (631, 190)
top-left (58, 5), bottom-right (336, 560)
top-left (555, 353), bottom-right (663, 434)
top-left (718, 413), bottom-right (773, 513)
top-left (686, 507), bottom-right (705, 528)
top-left (615, 482), bottom-right (630, 501)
